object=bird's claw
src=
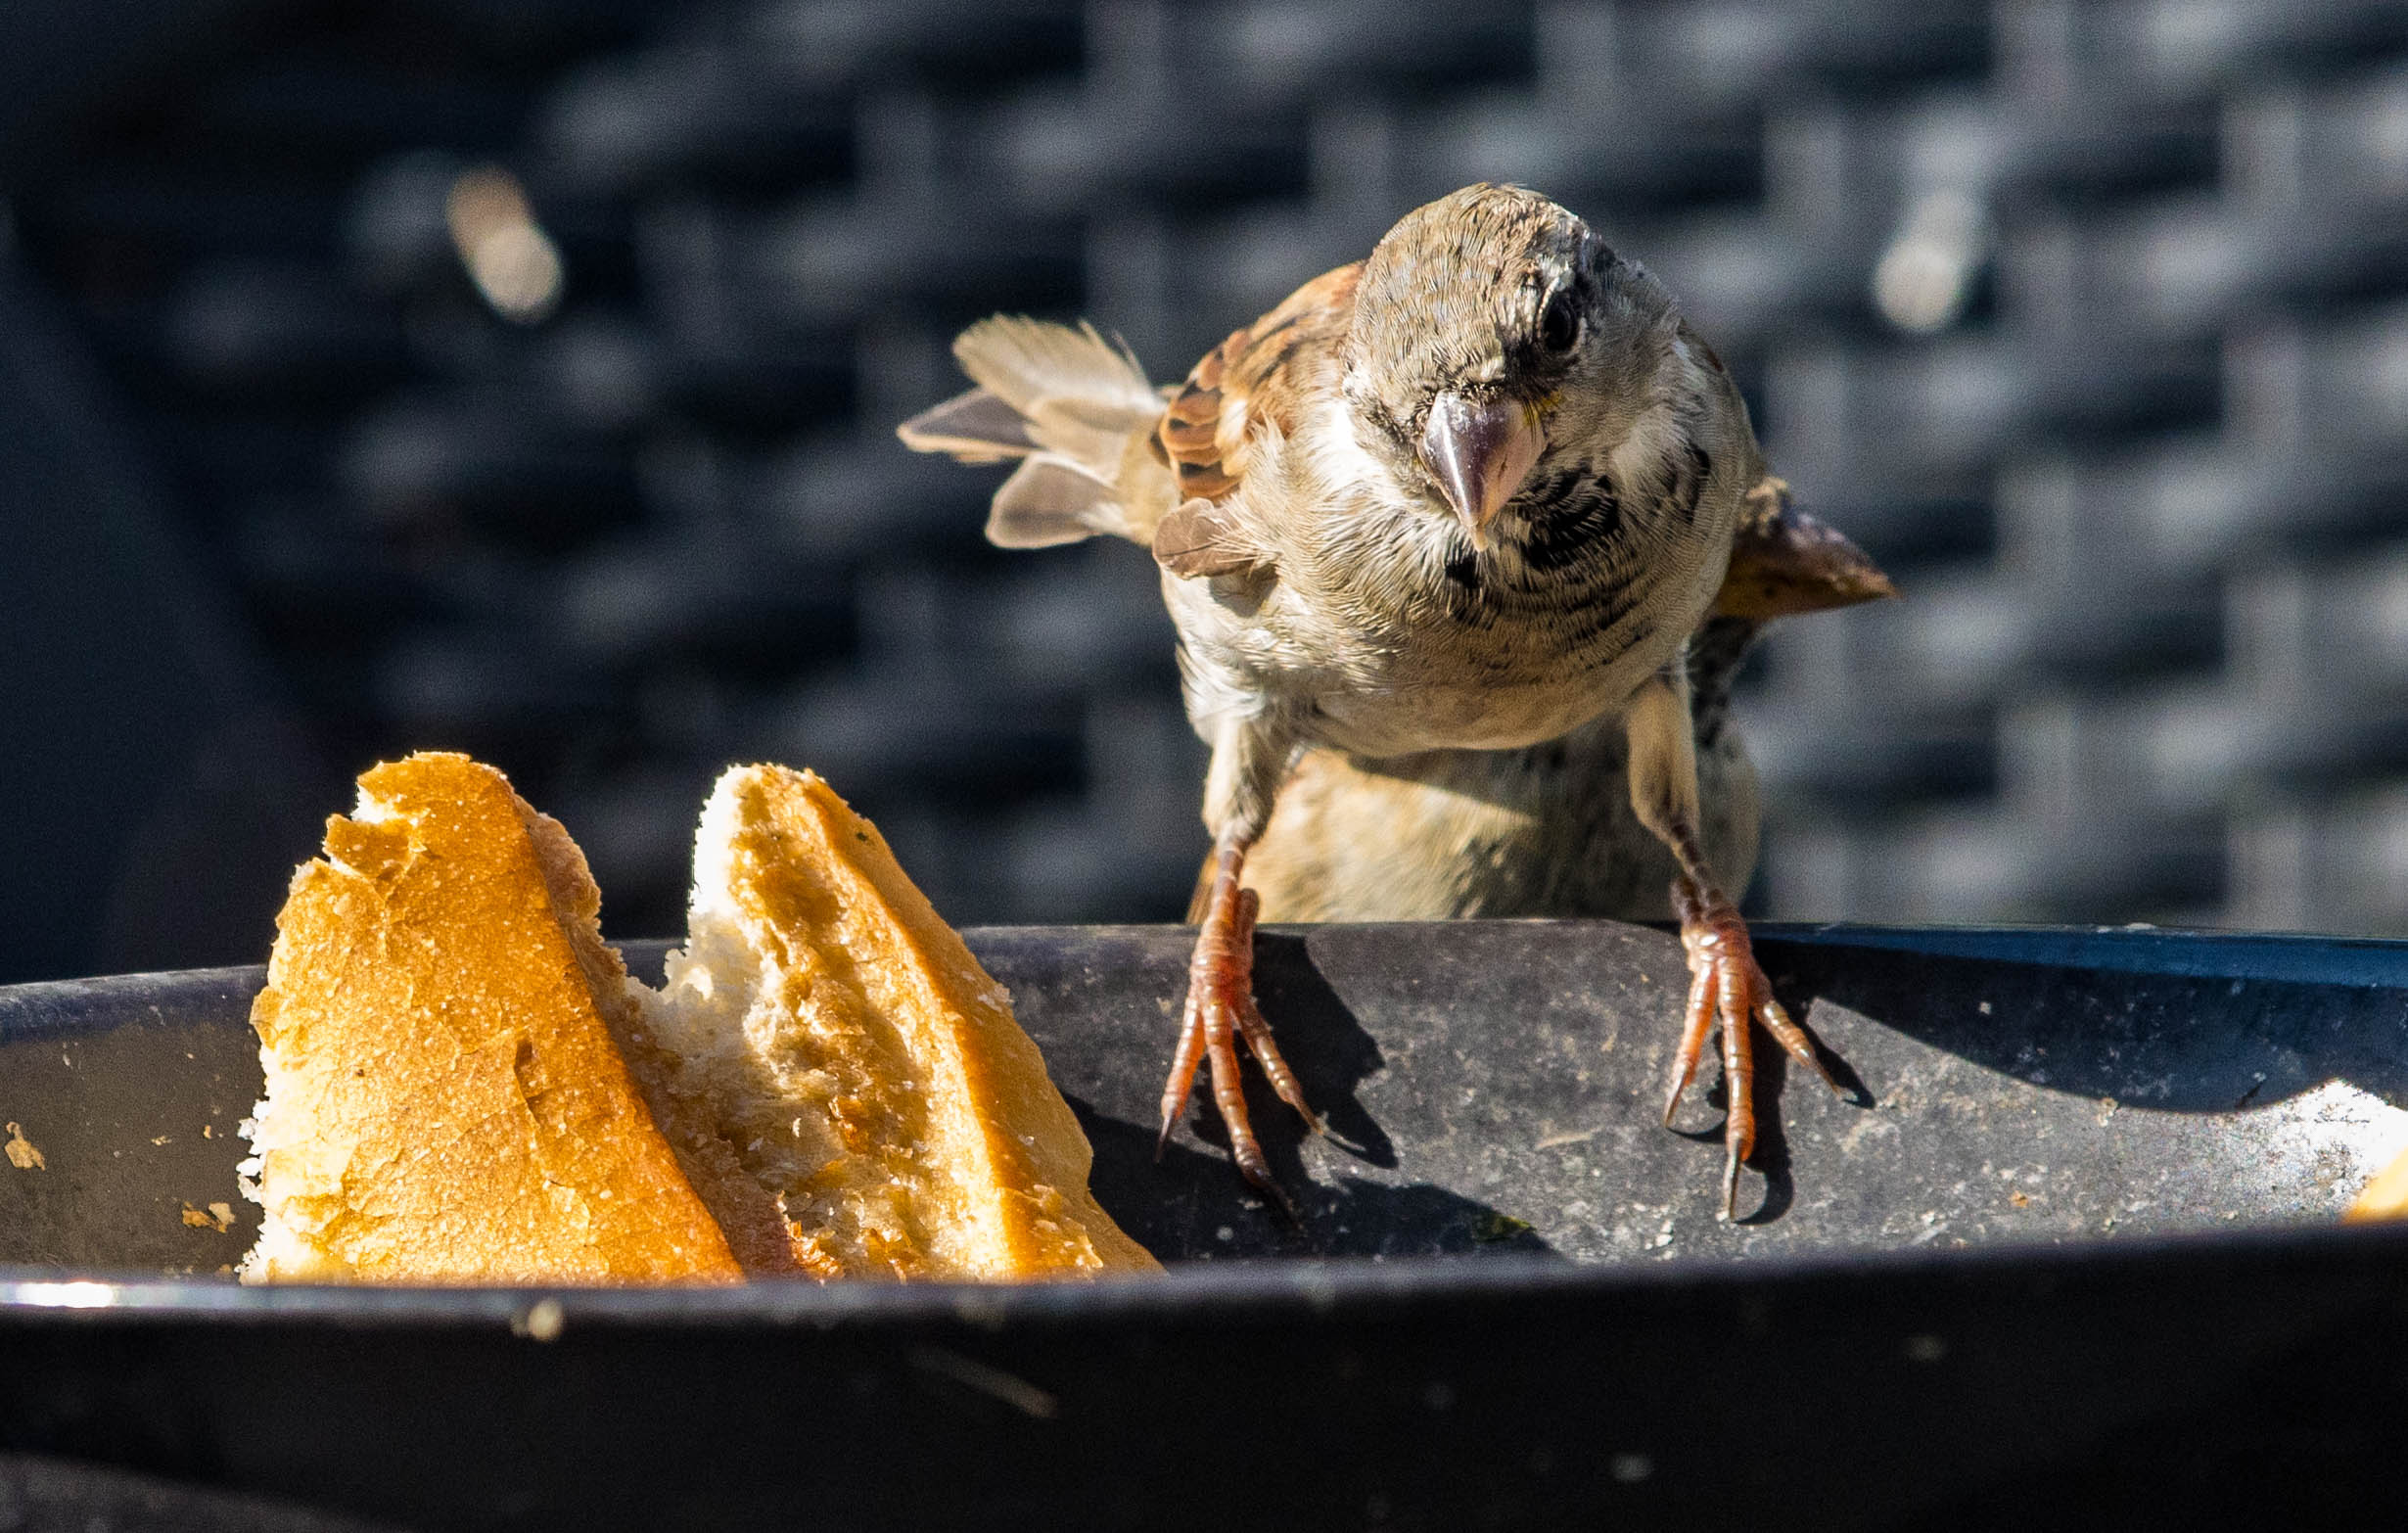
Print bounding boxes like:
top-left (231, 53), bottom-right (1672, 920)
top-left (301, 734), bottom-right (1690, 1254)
top-left (1666, 884), bottom-right (1840, 1220)
top-left (1159, 876), bottom-right (1317, 1220)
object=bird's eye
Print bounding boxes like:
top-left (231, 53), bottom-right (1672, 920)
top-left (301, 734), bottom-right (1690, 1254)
top-left (1539, 289), bottom-right (1579, 354)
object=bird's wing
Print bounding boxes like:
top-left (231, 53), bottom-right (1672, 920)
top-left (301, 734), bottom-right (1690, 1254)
top-left (1150, 261), bottom-right (1363, 578)
top-left (955, 316), bottom-right (1160, 429)
top-left (895, 387), bottom-right (1042, 463)
top-left (898, 317), bottom-right (1176, 548)
top-left (1712, 476), bottom-right (1898, 619)
top-left (900, 318), bottom-right (1160, 465)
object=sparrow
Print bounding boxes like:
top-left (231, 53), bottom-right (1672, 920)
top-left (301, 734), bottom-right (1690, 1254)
top-left (901, 183), bottom-right (1878, 1218)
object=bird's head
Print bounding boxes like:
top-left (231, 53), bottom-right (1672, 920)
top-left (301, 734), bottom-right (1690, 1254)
top-left (1343, 183), bottom-right (1678, 550)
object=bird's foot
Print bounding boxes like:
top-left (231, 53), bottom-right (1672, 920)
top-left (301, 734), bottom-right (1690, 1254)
top-left (1663, 884), bottom-right (1842, 1219)
top-left (1159, 856), bottom-right (1320, 1220)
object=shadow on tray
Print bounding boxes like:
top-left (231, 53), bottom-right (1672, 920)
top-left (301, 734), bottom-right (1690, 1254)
top-left (1758, 938), bottom-right (2408, 1114)
top-left (1070, 1102), bottom-right (1562, 1262)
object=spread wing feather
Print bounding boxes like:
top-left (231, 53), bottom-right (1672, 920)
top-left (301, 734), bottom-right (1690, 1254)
top-left (1155, 262), bottom-right (1361, 508)
top-left (987, 456), bottom-right (1128, 549)
top-left (1149, 261), bottom-right (1363, 577)
top-left (896, 387), bottom-right (1040, 463)
top-left (900, 271), bottom-right (1362, 570)
top-left (1712, 476), bottom-right (1898, 619)
top-left (1152, 499), bottom-right (1272, 579)
top-left (897, 316), bottom-right (1169, 548)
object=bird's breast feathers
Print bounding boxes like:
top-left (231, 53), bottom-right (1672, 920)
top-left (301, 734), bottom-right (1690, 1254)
top-left (1170, 389), bottom-right (1737, 749)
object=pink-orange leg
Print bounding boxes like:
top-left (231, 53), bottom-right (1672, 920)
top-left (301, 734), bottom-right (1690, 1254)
top-left (1663, 877), bottom-right (1842, 1218)
top-left (1158, 847), bottom-right (1320, 1214)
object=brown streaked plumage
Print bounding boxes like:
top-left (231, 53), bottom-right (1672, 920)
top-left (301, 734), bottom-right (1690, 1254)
top-left (1239, 484), bottom-right (1893, 925)
top-left (1159, 264), bottom-right (1362, 503)
top-left (899, 183), bottom-right (1894, 1219)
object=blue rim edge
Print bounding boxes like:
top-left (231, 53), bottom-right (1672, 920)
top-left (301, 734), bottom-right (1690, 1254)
top-left (11, 920), bottom-right (2408, 1015)
top-left (7, 920), bottom-right (2407, 1322)
top-left (5, 1219), bottom-right (2405, 1326)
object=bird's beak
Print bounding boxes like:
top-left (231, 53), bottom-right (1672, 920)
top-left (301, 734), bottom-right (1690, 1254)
top-left (1421, 393), bottom-right (1546, 549)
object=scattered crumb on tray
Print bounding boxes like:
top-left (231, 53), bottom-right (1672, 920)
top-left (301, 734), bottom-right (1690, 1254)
top-left (180, 1201), bottom-right (234, 1232)
top-left (4, 1122), bottom-right (43, 1171)
top-left (1469, 1212), bottom-right (1534, 1242)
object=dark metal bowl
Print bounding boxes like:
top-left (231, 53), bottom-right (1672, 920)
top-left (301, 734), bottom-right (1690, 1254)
top-left (5, 921), bottom-right (2407, 1529)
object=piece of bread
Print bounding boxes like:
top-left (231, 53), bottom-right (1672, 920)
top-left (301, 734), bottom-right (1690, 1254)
top-left (240, 753), bottom-right (742, 1283)
top-left (2346, 1143), bottom-right (2408, 1222)
top-left (241, 753), bottom-right (1156, 1282)
top-left (632, 765), bottom-right (1158, 1278)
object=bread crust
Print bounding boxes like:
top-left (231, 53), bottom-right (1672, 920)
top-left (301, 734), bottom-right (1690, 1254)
top-left (243, 753), bottom-right (1155, 1282)
top-left (241, 753), bottom-right (741, 1283)
top-left (646, 766), bottom-right (1158, 1278)
top-left (2347, 1144), bottom-right (2408, 1222)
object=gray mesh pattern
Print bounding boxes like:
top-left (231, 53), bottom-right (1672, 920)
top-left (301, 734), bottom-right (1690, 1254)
top-left (15, 0), bottom-right (2408, 934)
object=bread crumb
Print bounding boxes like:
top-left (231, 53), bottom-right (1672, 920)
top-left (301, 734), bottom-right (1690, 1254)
top-left (513, 1297), bottom-right (565, 1341)
top-left (151, 1136), bottom-right (171, 1146)
top-left (202, 1124), bottom-right (214, 1138)
top-left (180, 1201), bottom-right (233, 1232)
top-left (3, 1122), bottom-right (43, 1171)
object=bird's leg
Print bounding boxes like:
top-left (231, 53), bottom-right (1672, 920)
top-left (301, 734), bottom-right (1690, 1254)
top-left (1627, 668), bottom-right (1842, 1218)
top-left (1226, 888), bottom-right (1317, 1120)
top-left (1158, 831), bottom-right (1320, 1215)
top-left (1665, 875), bottom-right (1840, 1215)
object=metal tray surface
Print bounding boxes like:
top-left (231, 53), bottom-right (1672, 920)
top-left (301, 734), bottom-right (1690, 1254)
top-left (3, 920), bottom-right (2407, 1530)
top-left (5, 920), bottom-right (2405, 1270)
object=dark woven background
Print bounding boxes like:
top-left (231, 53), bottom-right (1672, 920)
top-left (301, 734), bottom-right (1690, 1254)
top-left (4, 0), bottom-right (2406, 981)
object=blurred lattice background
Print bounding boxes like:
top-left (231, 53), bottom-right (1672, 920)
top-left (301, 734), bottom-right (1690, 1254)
top-left (5, 0), bottom-right (2408, 979)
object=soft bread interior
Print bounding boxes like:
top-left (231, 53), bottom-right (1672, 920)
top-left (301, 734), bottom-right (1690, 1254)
top-left (240, 754), bottom-right (741, 1283)
top-left (242, 754), bottom-right (1155, 1283)
top-left (631, 765), bottom-right (1158, 1278)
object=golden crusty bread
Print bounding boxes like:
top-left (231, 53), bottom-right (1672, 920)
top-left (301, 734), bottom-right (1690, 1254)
top-left (2347, 1143), bottom-right (2408, 1222)
top-left (634, 765), bottom-right (1158, 1278)
top-left (243, 753), bottom-right (1156, 1282)
top-left (240, 753), bottom-right (741, 1283)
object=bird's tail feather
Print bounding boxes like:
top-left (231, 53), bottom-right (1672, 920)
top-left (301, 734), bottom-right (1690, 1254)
top-left (894, 387), bottom-right (1038, 464)
top-left (987, 455), bottom-right (1126, 548)
top-left (896, 316), bottom-right (1168, 548)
